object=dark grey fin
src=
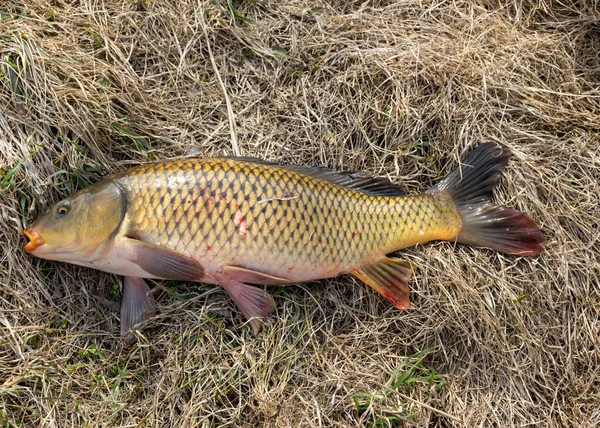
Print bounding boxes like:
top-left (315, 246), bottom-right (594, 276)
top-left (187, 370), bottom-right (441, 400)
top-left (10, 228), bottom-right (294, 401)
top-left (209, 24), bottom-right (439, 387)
top-left (226, 156), bottom-right (405, 196)
top-left (126, 238), bottom-right (205, 280)
top-left (219, 279), bottom-right (276, 335)
top-left (120, 277), bottom-right (156, 337)
top-left (426, 142), bottom-right (510, 204)
top-left (224, 265), bottom-right (292, 285)
top-left (351, 257), bottom-right (412, 309)
top-left (428, 142), bottom-right (544, 256)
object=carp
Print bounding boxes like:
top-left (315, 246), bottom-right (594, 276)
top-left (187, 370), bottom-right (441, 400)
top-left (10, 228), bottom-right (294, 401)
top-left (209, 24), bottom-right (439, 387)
top-left (24, 143), bottom-right (544, 335)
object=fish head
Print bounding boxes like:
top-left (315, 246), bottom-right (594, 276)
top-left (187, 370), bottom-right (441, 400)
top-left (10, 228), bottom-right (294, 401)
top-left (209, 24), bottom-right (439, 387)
top-left (24, 180), bottom-right (125, 263)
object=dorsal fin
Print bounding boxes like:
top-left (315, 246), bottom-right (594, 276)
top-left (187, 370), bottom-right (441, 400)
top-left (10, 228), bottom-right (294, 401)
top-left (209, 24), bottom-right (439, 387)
top-left (227, 156), bottom-right (405, 197)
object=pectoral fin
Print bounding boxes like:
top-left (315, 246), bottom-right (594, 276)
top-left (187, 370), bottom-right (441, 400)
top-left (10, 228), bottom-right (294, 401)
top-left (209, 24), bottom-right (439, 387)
top-left (351, 257), bottom-right (412, 310)
top-left (224, 265), bottom-right (292, 285)
top-left (120, 277), bottom-right (156, 337)
top-left (218, 278), bottom-right (276, 335)
top-left (126, 238), bottom-right (204, 280)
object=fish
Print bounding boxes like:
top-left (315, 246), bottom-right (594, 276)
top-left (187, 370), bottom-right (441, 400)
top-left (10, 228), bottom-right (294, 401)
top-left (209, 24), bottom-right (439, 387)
top-left (23, 142), bottom-right (544, 336)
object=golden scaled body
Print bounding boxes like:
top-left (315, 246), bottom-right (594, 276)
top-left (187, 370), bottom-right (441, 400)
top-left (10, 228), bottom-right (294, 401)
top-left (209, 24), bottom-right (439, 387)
top-left (116, 158), bottom-right (460, 284)
top-left (24, 143), bottom-right (543, 335)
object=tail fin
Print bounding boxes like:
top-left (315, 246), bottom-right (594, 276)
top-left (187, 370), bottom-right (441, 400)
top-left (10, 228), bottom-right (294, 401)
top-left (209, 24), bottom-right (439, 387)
top-left (428, 142), bottom-right (544, 256)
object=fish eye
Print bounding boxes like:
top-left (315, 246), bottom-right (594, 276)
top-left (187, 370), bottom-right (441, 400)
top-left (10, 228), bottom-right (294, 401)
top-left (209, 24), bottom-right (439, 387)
top-left (56, 201), bottom-right (71, 217)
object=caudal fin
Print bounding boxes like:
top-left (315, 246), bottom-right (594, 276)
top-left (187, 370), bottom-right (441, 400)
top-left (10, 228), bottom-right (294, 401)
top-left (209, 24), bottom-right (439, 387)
top-left (428, 142), bottom-right (544, 256)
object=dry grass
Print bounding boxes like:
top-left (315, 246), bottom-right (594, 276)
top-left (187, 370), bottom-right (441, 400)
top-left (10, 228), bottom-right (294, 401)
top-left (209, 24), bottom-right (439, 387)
top-left (1, 0), bottom-right (599, 426)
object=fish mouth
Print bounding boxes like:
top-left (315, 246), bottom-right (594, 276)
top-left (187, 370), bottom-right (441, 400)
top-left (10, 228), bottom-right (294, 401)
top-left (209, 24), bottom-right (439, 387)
top-left (24, 228), bottom-right (45, 253)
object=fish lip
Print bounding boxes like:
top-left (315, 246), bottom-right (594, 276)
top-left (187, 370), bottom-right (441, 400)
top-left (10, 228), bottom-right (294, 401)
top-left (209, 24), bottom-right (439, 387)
top-left (24, 228), bottom-right (45, 253)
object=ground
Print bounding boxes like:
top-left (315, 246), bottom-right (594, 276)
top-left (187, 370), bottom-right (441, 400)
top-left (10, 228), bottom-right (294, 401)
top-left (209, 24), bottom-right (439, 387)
top-left (0, 1), bottom-right (599, 426)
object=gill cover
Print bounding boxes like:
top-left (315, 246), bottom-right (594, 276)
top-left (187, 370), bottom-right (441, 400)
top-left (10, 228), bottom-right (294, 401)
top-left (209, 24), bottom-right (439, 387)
top-left (25, 180), bottom-right (126, 261)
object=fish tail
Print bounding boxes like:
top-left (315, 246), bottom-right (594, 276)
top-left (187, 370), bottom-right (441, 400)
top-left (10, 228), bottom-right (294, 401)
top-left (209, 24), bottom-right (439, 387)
top-left (428, 142), bottom-right (544, 256)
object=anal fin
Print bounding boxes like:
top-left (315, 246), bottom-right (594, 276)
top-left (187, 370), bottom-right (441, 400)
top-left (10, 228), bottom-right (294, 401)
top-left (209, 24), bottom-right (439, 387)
top-left (224, 265), bottom-right (292, 285)
top-left (351, 257), bottom-right (412, 310)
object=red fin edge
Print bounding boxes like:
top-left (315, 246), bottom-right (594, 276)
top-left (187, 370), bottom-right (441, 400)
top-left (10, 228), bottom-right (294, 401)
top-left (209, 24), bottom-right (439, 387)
top-left (457, 205), bottom-right (544, 256)
top-left (352, 257), bottom-right (412, 310)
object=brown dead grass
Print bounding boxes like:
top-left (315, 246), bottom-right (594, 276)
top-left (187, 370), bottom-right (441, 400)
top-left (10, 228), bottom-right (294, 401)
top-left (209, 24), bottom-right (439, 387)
top-left (1, 0), bottom-right (599, 426)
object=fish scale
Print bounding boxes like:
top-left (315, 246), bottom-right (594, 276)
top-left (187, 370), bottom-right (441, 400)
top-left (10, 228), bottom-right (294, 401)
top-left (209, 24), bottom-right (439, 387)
top-left (114, 158), bottom-right (454, 281)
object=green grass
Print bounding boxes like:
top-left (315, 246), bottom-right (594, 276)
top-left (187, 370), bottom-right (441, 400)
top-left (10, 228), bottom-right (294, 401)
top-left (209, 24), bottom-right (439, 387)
top-left (353, 347), bottom-right (444, 425)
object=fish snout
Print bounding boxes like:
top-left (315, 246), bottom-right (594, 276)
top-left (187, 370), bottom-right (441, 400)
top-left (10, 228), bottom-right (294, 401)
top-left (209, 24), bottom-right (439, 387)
top-left (24, 228), bottom-right (45, 253)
